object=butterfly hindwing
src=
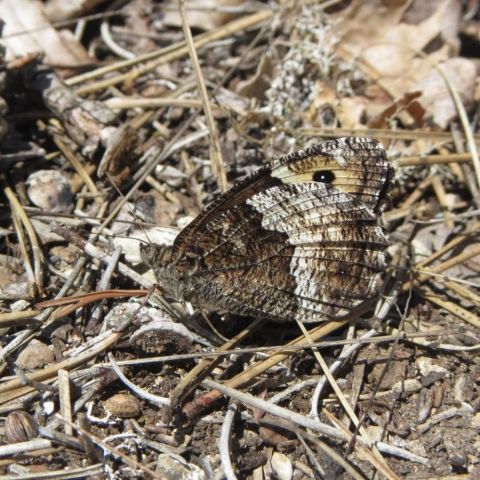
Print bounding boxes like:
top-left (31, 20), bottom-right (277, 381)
top-left (141, 137), bottom-right (393, 323)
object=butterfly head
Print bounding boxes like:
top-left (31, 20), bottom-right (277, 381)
top-left (140, 243), bottom-right (179, 287)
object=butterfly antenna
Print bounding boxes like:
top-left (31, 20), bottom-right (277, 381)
top-left (106, 172), bottom-right (152, 245)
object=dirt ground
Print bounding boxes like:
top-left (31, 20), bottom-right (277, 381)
top-left (0, 1), bottom-right (479, 479)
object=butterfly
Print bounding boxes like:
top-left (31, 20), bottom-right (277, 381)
top-left (140, 137), bottom-right (394, 323)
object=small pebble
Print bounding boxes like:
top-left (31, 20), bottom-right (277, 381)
top-left (104, 393), bottom-right (142, 418)
top-left (15, 340), bottom-right (54, 369)
top-left (27, 170), bottom-right (72, 213)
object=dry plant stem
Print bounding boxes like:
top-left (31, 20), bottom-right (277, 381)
top-left (108, 353), bottom-right (170, 407)
top-left (412, 242), bottom-right (480, 286)
top-left (220, 402), bottom-right (238, 480)
top-left (435, 63), bottom-right (480, 191)
top-left (36, 289), bottom-right (148, 309)
top-left (58, 369), bottom-right (73, 436)
top-left (204, 379), bottom-right (425, 468)
top-left (101, 19), bottom-right (134, 60)
top-left (431, 174), bottom-right (454, 228)
top-left (50, 222), bottom-right (152, 290)
top-left (0, 464), bottom-right (104, 479)
top-left (0, 439), bottom-right (53, 458)
top-left (106, 97), bottom-right (222, 112)
top-left (15, 366), bottom-right (57, 393)
top-left (416, 405), bottom-right (472, 434)
top-left (296, 127), bottom-right (476, 142)
top-left (53, 135), bottom-right (101, 203)
top-left (171, 316), bottom-right (267, 408)
top-left (295, 432), bottom-right (329, 478)
top-left (95, 246), bottom-right (123, 331)
top-left (397, 153), bottom-right (472, 167)
top-left (56, 415), bottom-right (162, 480)
top-left (398, 176), bottom-right (432, 210)
top-left (417, 223), bottom-right (479, 268)
top-left (71, 10), bottom-right (273, 95)
top-left (5, 186), bottom-right (44, 293)
top-left (0, 310), bottom-right (41, 328)
top-left (310, 329), bottom-right (377, 418)
top-left (417, 287), bottom-right (480, 329)
top-left (0, 257), bottom-right (86, 361)
top-left (183, 319), bottom-right (349, 414)
top-left (296, 321), bottom-right (388, 469)
top-left (324, 410), bottom-right (424, 474)
top-left (177, 0), bottom-right (228, 192)
top-left (11, 212), bottom-right (36, 289)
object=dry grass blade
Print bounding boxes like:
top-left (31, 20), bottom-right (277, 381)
top-left (435, 63), bottom-right (480, 191)
top-left (323, 411), bottom-right (402, 480)
top-left (170, 316), bottom-right (266, 408)
top-left (182, 311), bottom-right (378, 416)
top-left (71, 10), bottom-right (273, 95)
top-left (296, 320), bottom-right (388, 468)
top-left (53, 135), bottom-right (102, 204)
top-left (416, 287), bottom-right (480, 329)
top-left (296, 127), bottom-right (480, 142)
top-left (176, 0), bottom-right (227, 192)
top-left (5, 186), bottom-right (44, 294)
top-left (397, 152), bottom-right (472, 167)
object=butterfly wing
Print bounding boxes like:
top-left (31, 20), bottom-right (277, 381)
top-left (149, 137), bottom-right (393, 323)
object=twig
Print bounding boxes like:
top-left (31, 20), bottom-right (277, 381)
top-left (0, 439), bottom-right (52, 458)
top-left (203, 379), bottom-right (426, 467)
top-left (220, 402), bottom-right (238, 480)
top-left (0, 464), bottom-right (104, 480)
top-left (58, 369), bottom-right (73, 436)
top-left (108, 353), bottom-right (170, 407)
top-left (100, 19), bottom-right (135, 60)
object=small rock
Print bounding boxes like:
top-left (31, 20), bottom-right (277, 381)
top-left (0, 256), bottom-right (32, 298)
top-left (365, 426), bottom-right (383, 443)
top-left (392, 379), bottom-right (422, 398)
top-left (270, 452), bottom-right (293, 480)
top-left (15, 340), bottom-right (54, 369)
top-left (156, 453), bottom-right (206, 480)
top-left (104, 393), bottom-right (142, 418)
top-left (26, 170), bottom-right (73, 213)
top-left (416, 357), bottom-right (448, 386)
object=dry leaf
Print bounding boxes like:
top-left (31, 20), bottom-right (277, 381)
top-left (415, 57), bottom-right (477, 128)
top-left (0, 0), bottom-right (89, 68)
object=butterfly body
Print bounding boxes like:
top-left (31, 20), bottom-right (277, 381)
top-left (141, 137), bottom-right (394, 323)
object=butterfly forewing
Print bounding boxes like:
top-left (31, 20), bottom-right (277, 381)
top-left (141, 137), bottom-right (393, 323)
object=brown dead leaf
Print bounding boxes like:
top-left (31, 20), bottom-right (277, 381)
top-left (333, 0), bottom-right (455, 98)
top-left (414, 57), bottom-right (477, 128)
top-left (368, 91), bottom-right (425, 129)
top-left (0, 0), bottom-right (90, 69)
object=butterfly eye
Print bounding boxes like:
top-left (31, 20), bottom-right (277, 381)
top-left (313, 170), bottom-right (335, 184)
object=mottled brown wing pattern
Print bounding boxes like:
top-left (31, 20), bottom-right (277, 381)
top-left (140, 137), bottom-right (394, 323)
